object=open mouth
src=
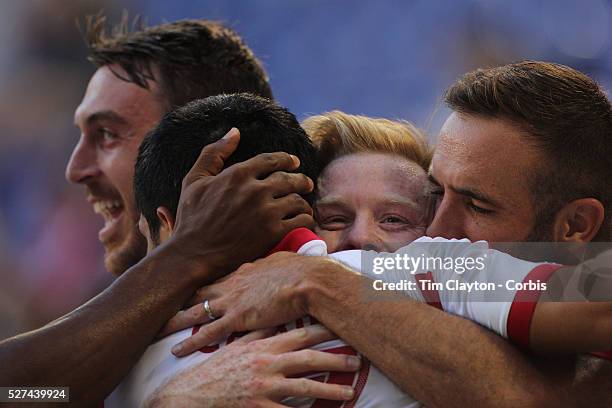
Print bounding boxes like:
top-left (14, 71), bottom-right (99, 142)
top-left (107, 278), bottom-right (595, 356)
top-left (92, 199), bottom-right (125, 243)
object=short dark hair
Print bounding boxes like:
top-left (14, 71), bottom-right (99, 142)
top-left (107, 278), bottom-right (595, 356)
top-left (445, 61), bottom-right (612, 241)
top-left (83, 13), bottom-right (273, 109)
top-left (134, 93), bottom-right (318, 240)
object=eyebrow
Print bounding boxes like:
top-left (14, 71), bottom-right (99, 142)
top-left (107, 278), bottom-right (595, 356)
top-left (428, 173), bottom-right (502, 208)
top-left (316, 195), bottom-right (422, 210)
top-left (75, 110), bottom-right (129, 127)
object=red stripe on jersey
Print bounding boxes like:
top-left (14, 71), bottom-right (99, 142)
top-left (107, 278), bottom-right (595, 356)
top-left (506, 264), bottom-right (562, 349)
top-left (591, 350), bottom-right (612, 361)
top-left (268, 227), bottom-right (320, 255)
top-left (192, 229), bottom-right (372, 407)
top-left (344, 355), bottom-right (370, 408)
top-left (415, 271), bottom-right (443, 310)
top-left (308, 346), bottom-right (370, 408)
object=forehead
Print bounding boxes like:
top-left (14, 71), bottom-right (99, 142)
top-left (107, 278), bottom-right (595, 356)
top-left (318, 152), bottom-right (428, 199)
top-left (74, 65), bottom-right (164, 126)
top-left (432, 113), bottom-right (541, 198)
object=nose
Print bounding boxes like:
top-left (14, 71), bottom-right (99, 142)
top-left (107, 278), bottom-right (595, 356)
top-left (337, 217), bottom-right (382, 252)
top-left (66, 137), bottom-right (99, 184)
top-left (425, 196), bottom-right (465, 239)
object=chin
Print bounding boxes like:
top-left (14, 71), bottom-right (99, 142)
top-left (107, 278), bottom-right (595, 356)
top-left (104, 231), bottom-right (148, 276)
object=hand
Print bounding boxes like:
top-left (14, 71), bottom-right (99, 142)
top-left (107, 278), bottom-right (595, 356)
top-left (144, 325), bottom-right (359, 408)
top-left (166, 252), bottom-right (339, 357)
top-left (170, 128), bottom-right (315, 280)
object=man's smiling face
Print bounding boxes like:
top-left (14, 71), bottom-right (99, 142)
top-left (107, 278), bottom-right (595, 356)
top-left (426, 112), bottom-right (544, 243)
top-left (67, 65), bottom-right (165, 275)
top-left (315, 152), bottom-right (431, 252)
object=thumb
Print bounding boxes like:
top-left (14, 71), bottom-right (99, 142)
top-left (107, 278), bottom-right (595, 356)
top-left (183, 128), bottom-right (240, 186)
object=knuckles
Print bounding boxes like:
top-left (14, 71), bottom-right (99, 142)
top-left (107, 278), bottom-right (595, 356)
top-left (295, 349), bottom-right (317, 365)
top-left (288, 193), bottom-right (306, 206)
top-left (260, 152), bottom-right (285, 170)
top-left (189, 305), bottom-right (203, 320)
top-left (262, 153), bottom-right (281, 168)
top-left (294, 377), bottom-right (314, 393)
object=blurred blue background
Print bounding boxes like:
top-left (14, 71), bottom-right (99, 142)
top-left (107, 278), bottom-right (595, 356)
top-left (1, 0), bottom-right (611, 338)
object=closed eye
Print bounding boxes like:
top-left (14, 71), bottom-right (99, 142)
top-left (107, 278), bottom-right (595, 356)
top-left (430, 187), bottom-right (444, 197)
top-left (316, 214), bottom-right (351, 230)
top-left (467, 202), bottom-right (494, 215)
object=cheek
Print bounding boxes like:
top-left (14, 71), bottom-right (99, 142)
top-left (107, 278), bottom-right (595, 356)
top-left (385, 228), bottom-right (426, 252)
top-left (104, 147), bottom-right (138, 197)
top-left (464, 216), bottom-right (529, 242)
top-left (100, 146), bottom-right (134, 177)
top-left (314, 227), bottom-right (341, 252)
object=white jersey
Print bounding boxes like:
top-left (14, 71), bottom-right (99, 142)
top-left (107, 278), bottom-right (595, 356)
top-left (106, 228), bottom-right (418, 408)
top-left (107, 229), bottom-right (565, 407)
top-left (351, 236), bottom-right (561, 348)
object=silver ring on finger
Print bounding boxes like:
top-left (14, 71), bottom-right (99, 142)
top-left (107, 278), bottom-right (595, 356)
top-left (203, 299), bottom-right (217, 320)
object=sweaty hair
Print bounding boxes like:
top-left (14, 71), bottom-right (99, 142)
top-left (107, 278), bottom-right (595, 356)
top-left (134, 93), bottom-right (318, 241)
top-left (302, 111), bottom-right (431, 172)
top-left (445, 60), bottom-right (612, 241)
top-left (83, 13), bottom-right (273, 109)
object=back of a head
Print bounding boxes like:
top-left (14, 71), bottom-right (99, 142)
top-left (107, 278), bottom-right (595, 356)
top-left (303, 111), bottom-right (431, 172)
top-left (134, 93), bottom-right (317, 239)
top-left (84, 14), bottom-right (273, 109)
top-left (445, 60), bottom-right (612, 240)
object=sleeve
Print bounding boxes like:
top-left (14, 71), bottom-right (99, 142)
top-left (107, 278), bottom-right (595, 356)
top-left (331, 237), bottom-right (561, 345)
top-left (414, 238), bottom-right (560, 342)
top-left (273, 231), bottom-right (563, 350)
top-left (267, 227), bottom-right (327, 256)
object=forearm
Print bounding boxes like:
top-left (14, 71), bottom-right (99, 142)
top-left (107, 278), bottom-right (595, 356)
top-left (531, 302), bottom-right (612, 354)
top-left (302, 261), bottom-right (566, 408)
top-left (0, 240), bottom-right (205, 405)
top-left (531, 263), bottom-right (612, 354)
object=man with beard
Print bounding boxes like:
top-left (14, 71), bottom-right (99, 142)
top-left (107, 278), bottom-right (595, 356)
top-left (0, 15), bottom-right (351, 405)
top-left (167, 61), bottom-right (612, 407)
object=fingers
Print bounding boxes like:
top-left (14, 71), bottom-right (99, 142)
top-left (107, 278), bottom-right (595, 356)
top-left (158, 302), bottom-right (217, 338)
top-left (273, 193), bottom-right (315, 232)
top-left (172, 317), bottom-right (233, 357)
top-left (281, 213), bottom-right (316, 232)
top-left (259, 325), bottom-right (337, 353)
top-left (273, 349), bottom-right (361, 376)
top-left (273, 193), bottom-right (313, 218)
top-left (262, 172), bottom-right (314, 199)
top-left (232, 327), bottom-right (278, 345)
top-left (182, 128), bottom-right (240, 186)
top-left (272, 378), bottom-right (355, 402)
top-left (187, 284), bottom-right (223, 308)
top-left (234, 152), bottom-right (301, 180)
top-left (254, 402), bottom-right (285, 408)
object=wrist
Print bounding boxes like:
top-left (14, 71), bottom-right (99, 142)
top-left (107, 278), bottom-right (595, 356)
top-left (297, 257), bottom-right (349, 317)
top-left (155, 237), bottom-right (214, 287)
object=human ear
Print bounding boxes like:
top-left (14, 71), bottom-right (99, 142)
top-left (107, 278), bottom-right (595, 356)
top-left (552, 198), bottom-right (604, 243)
top-left (156, 206), bottom-right (176, 240)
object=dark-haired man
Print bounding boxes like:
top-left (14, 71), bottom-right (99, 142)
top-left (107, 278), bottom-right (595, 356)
top-left (71, 17), bottom-right (274, 276)
top-left (176, 61), bottom-right (612, 407)
top-left (133, 94), bottom-right (318, 250)
top-left (119, 93), bottom-right (424, 407)
top-left (0, 17), bottom-right (340, 405)
top-left (109, 94), bottom-right (347, 407)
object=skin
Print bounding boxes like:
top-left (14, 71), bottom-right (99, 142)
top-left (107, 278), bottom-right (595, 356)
top-left (0, 74), bottom-right (317, 405)
top-left (163, 152), bottom-right (431, 347)
top-left (144, 326), bottom-right (358, 408)
top-left (314, 153), bottom-right (430, 252)
top-left (138, 181), bottom-right (359, 406)
top-left (68, 65), bottom-right (161, 275)
top-left (427, 112), bottom-right (541, 242)
top-left (169, 113), bottom-right (612, 407)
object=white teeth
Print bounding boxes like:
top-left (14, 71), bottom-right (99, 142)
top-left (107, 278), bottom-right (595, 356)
top-left (93, 200), bottom-right (122, 220)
